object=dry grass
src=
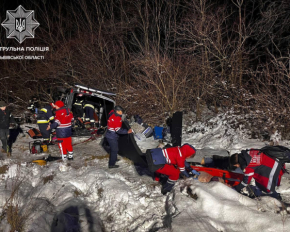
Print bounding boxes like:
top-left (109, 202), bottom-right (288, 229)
top-left (74, 189), bottom-right (83, 197)
top-left (0, 165), bottom-right (9, 174)
top-left (106, 214), bottom-right (114, 223)
top-left (98, 188), bottom-right (104, 198)
top-left (6, 205), bottom-right (27, 232)
top-left (1, 165), bottom-right (28, 232)
top-left (43, 175), bottom-right (54, 185)
top-left (2, 0), bottom-right (290, 140)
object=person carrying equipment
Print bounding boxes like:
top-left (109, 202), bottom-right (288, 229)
top-left (105, 105), bottom-right (132, 168)
top-left (48, 101), bottom-right (74, 161)
top-left (83, 98), bottom-right (100, 128)
top-left (0, 101), bottom-right (16, 157)
top-left (146, 144), bottom-right (199, 195)
top-left (37, 103), bottom-right (55, 144)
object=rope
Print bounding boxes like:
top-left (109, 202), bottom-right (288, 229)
top-left (72, 130), bottom-right (103, 146)
top-left (72, 136), bottom-right (93, 146)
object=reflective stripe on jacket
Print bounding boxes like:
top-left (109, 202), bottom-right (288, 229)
top-left (149, 144), bottom-right (196, 172)
top-left (50, 107), bottom-right (74, 138)
top-left (84, 104), bottom-right (94, 109)
top-left (105, 110), bottom-right (128, 139)
top-left (37, 105), bottom-right (54, 124)
top-left (235, 149), bottom-right (285, 192)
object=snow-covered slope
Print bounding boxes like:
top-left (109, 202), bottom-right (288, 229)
top-left (0, 112), bottom-right (290, 232)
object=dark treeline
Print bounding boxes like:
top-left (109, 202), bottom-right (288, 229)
top-left (1, 0), bottom-right (290, 137)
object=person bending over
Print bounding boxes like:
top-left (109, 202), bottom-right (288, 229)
top-left (146, 144), bottom-right (199, 195)
top-left (230, 150), bottom-right (285, 200)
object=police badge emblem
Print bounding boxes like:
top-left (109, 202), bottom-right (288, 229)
top-left (1, 5), bottom-right (39, 44)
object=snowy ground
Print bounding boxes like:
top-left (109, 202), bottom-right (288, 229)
top-left (0, 111), bottom-right (290, 232)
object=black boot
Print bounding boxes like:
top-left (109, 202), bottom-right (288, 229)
top-left (109, 165), bottom-right (119, 169)
top-left (161, 181), bottom-right (175, 195)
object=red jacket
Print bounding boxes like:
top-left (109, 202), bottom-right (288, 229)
top-left (236, 149), bottom-right (285, 192)
top-left (51, 107), bottom-right (74, 138)
top-left (106, 110), bottom-right (128, 139)
top-left (151, 144), bottom-right (196, 172)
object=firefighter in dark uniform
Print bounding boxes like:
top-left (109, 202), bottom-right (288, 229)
top-left (72, 97), bottom-right (84, 119)
top-left (37, 103), bottom-right (54, 144)
top-left (72, 97), bottom-right (85, 128)
top-left (83, 99), bottom-right (100, 128)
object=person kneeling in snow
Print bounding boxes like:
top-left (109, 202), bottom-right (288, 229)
top-left (230, 150), bottom-right (285, 200)
top-left (146, 144), bottom-right (199, 195)
top-left (47, 101), bottom-right (74, 161)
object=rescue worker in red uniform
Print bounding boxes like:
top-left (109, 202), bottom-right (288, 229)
top-left (146, 144), bottom-right (198, 195)
top-left (231, 149), bottom-right (285, 199)
top-left (105, 106), bottom-right (132, 168)
top-left (48, 101), bottom-right (74, 161)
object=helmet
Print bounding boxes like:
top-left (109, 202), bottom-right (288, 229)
top-left (114, 105), bottom-right (124, 112)
top-left (0, 101), bottom-right (6, 107)
top-left (54, 100), bottom-right (65, 108)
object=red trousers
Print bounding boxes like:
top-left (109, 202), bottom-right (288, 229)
top-left (57, 137), bottom-right (73, 155)
top-left (156, 164), bottom-right (180, 182)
